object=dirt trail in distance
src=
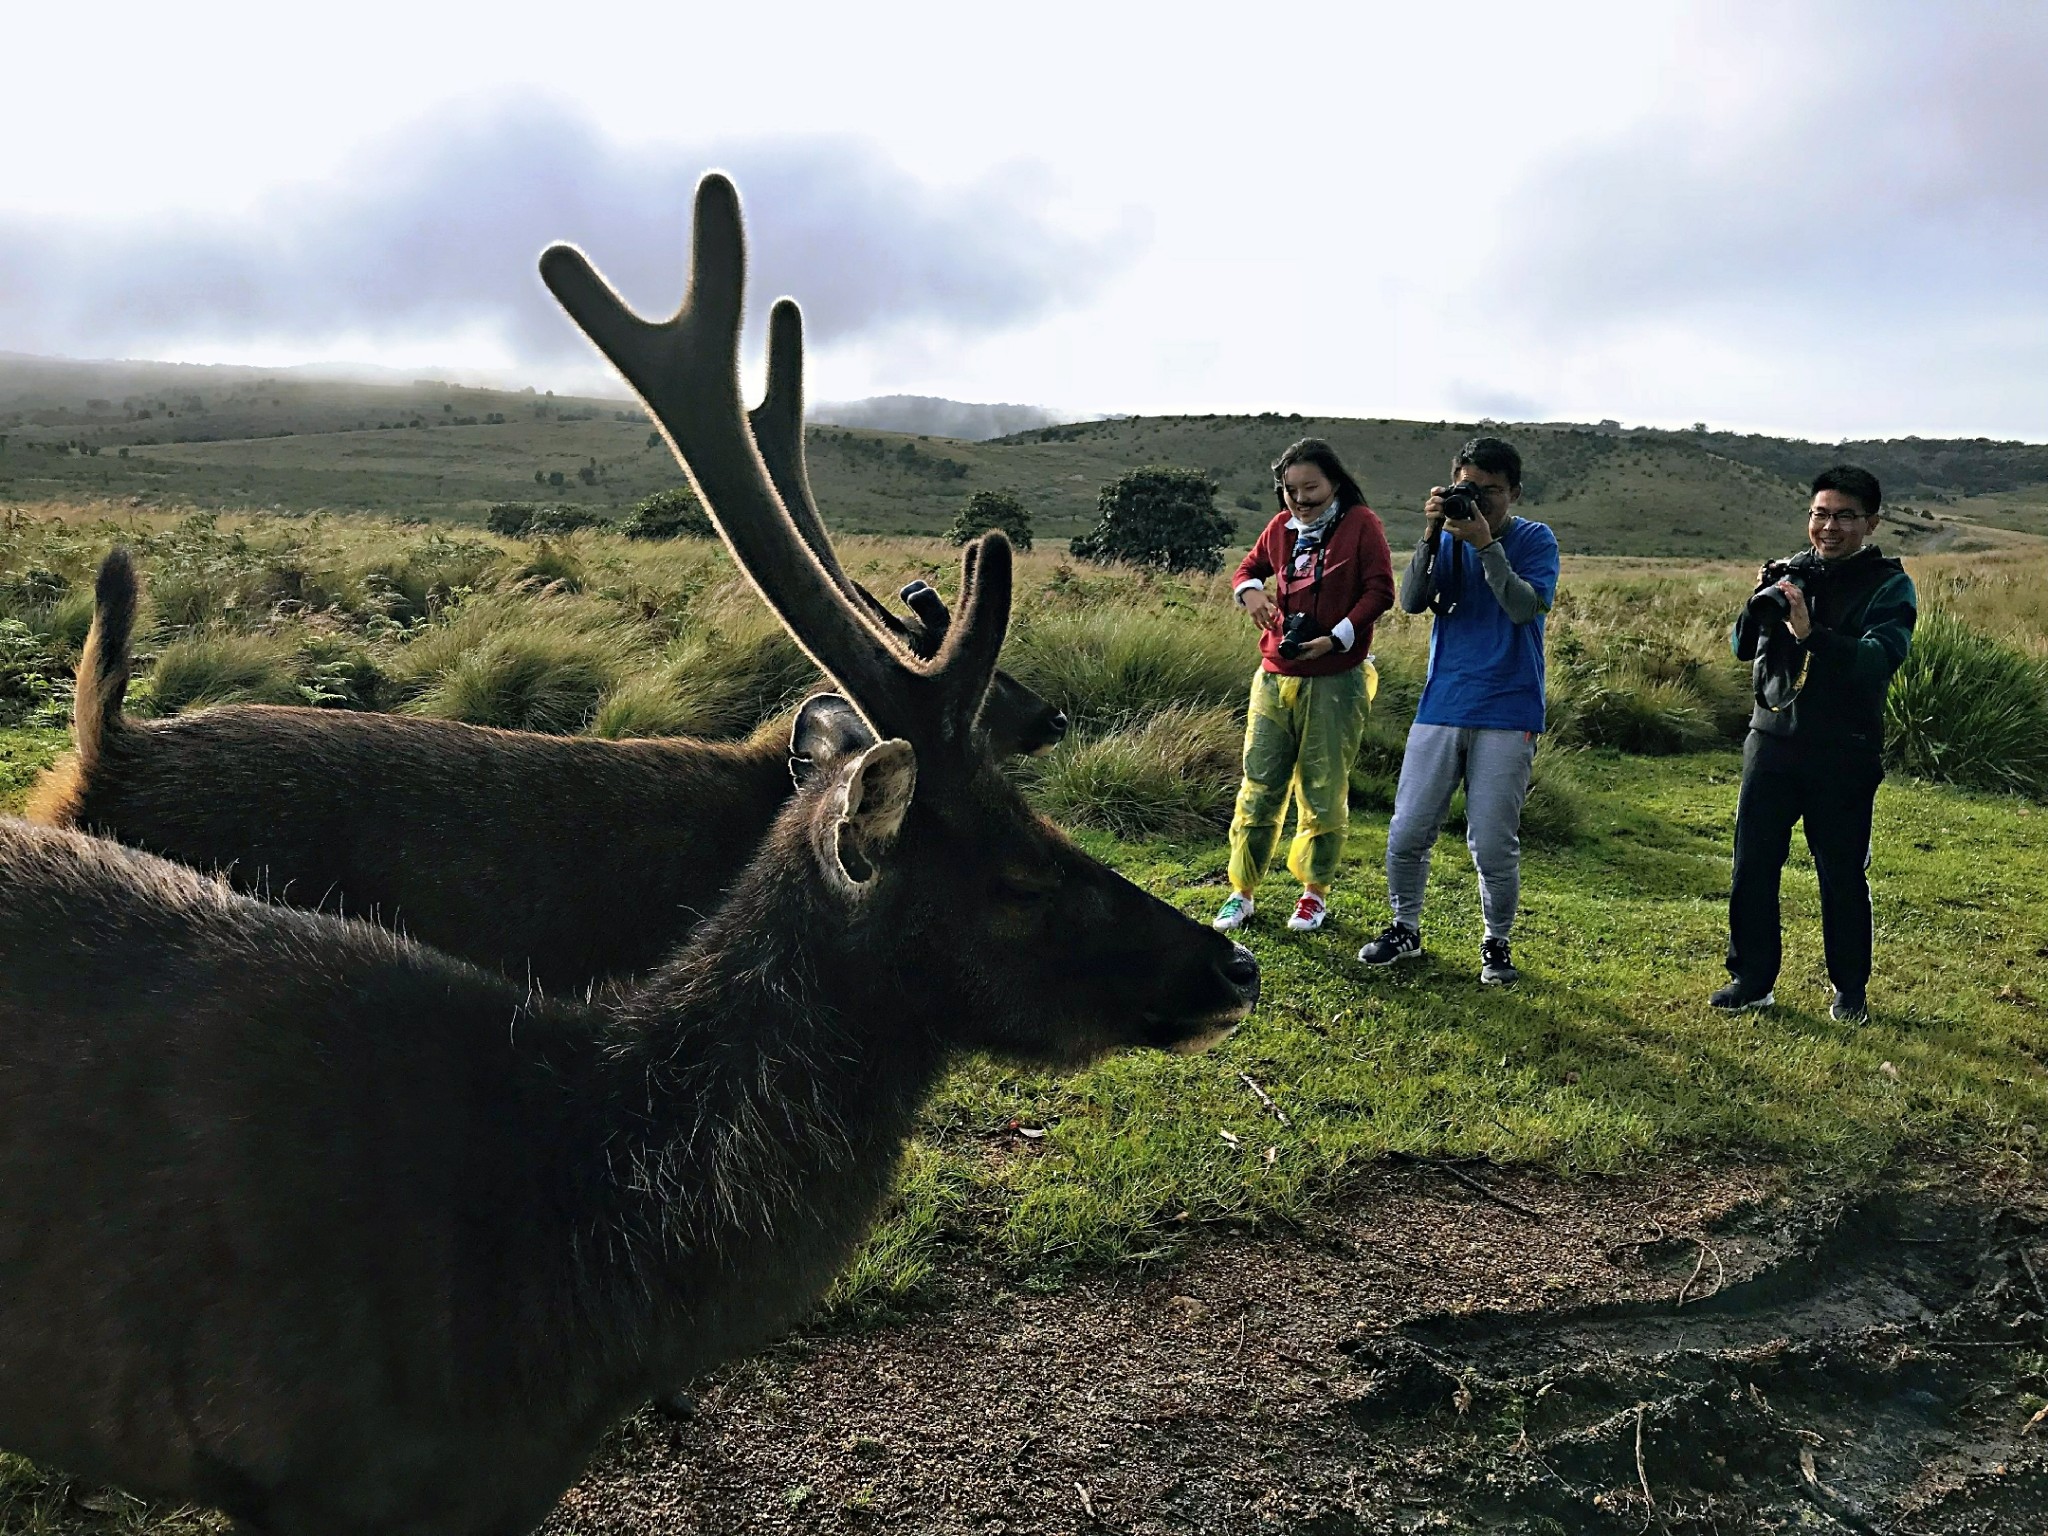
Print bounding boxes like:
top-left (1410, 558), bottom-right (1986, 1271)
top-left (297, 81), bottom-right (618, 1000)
top-left (548, 1164), bottom-right (2048, 1536)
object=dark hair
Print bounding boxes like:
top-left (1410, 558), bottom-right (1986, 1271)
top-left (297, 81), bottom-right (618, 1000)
top-left (1811, 464), bottom-right (1882, 516)
top-left (1272, 438), bottom-right (1367, 512)
top-left (1453, 435), bottom-right (1522, 492)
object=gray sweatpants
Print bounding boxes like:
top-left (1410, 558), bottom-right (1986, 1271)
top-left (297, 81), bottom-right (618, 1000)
top-left (1385, 723), bottom-right (1537, 940)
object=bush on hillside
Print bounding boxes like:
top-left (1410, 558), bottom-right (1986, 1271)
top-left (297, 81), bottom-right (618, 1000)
top-left (1886, 608), bottom-right (2048, 799)
top-left (621, 486), bottom-right (714, 541)
top-left (947, 489), bottom-right (1033, 551)
top-left (525, 506), bottom-right (613, 537)
top-left (1070, 467), bottom-right (1234, 574)
top-left (485, 503), bottom-right (536, 537)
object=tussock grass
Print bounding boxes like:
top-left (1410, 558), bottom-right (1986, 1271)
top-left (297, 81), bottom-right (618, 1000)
top-left (1887, 607), bottom-right (2048, 798)
top-left (1004, 609), bottom-right (1251, 730)
top-left (147, 634), bottom-right (303, 714)
top-left (392, 597), bottom-right (640, 734)
top-left (1026, 705), bottom-right (1240, 839)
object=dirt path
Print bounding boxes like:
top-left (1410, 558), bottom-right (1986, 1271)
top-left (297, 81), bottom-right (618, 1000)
top-left (546, 1163), bottom-right (2048, 1535)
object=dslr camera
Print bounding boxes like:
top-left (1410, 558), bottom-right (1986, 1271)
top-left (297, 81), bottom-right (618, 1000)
top-left (1439, 481), bottom-right (1487, 521)
top-left (1276, 610), bottom-right (1324, 662)
top-left (1746, 559), bottom-right (1807, 623)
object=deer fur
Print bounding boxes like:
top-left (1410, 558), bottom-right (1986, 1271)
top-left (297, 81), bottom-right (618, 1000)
top-left (27, 310), bottom-right (1064, 995)
top-left (0, 174), bottom-right (1258, 1536)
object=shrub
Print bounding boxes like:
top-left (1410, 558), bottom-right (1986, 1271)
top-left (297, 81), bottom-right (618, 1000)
top-left (1070, 467), bottom-right (1234, 574)
top-left (526, 505), bottom-right (612, 537)
top-left (0, 619), bottom-right (64, 726)
top-left (485, 503), bottom-right (535, 537)
top-left (149, 633), bottom-right (303, 714)
top-left (621, 486), bottom-right (714, 541)
top-left (503, 540), bottom-right (584, 595)
top-left (295, 636), bottom-right (387, 711)
top-left (1026, 706), bottom-right (1240, 839)
top-left (1886, 608), bottom-right (2048, 798)
top-left (947, 489), bottom-right (1033, 551)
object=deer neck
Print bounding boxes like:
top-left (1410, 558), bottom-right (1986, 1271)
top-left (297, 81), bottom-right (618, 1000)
top-left (592, 855), bottom-right (946, 1350)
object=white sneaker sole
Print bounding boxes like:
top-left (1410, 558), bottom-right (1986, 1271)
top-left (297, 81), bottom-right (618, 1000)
top-left (1287, 914), bottom-right (1326, 932)
top-left (1212, 909), bottom-right (1254, 932)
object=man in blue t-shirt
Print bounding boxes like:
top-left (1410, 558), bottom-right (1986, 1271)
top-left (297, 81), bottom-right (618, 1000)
top-left (1358, 436), bottom-right (1559, 985)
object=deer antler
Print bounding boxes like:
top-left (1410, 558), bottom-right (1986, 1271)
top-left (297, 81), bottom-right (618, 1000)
top-left (540, 174), bottom-right (1008, 747)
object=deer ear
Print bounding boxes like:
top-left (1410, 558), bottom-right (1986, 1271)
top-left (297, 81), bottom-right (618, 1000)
top-left (826, 738), bottom-right (917, 890)
top-left (789, 693), bottom-right (876, 784)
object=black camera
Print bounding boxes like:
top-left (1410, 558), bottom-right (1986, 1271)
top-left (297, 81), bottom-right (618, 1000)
top-left (1276, 610), bottom-right (1323, 661)
top-left (1746, 559), bottom-right (1805, 623)
top-left (1439, 481), bottom-right (1486, 521)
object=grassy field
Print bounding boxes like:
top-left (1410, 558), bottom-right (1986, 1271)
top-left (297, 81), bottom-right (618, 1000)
top-left (2, 507), bottom-right (2045, 1329)
top-left (7, 358), bottom-right (2046, 555)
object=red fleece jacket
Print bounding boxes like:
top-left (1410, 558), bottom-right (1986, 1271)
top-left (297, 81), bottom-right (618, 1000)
top-left (1233, 504), bottom-right (1396, 677)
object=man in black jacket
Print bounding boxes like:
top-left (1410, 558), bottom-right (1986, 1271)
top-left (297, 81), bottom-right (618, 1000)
top-left (1713, 465), bottom-right (1917, 1022)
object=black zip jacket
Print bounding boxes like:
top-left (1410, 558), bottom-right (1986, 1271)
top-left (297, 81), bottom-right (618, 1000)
top-left (1731, 545), bottom-right (1917, 754)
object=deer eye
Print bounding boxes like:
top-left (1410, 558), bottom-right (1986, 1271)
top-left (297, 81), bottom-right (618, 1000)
top-left (993, 870), bottom-right (1061, 903)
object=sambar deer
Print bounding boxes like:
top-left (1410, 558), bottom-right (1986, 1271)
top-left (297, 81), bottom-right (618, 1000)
top-left (27, 299), bottom-right (1064, 995)
top-left (0, 173), bottom-right (1257, 1536)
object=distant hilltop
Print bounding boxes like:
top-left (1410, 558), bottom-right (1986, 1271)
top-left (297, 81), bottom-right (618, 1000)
top-left (808, 395), bottom-right (1079, 442)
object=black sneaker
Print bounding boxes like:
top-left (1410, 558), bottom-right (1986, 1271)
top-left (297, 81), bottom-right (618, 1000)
top-left (1359, 922), bottom-right (1423, 966)
top-left (1709, 980), bottom-right (1775, 1011)
top-left (1480, 937), bottom-right (1519, 986)
top-left (1830, 989), bottom-right (1869, 1023)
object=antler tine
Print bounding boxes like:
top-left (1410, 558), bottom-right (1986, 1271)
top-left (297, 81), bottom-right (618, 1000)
top-left (749, 297), bottom-right (922, 651)
top-left (540, 174), bottom-right (918, 740)
top-left (749, 299), bottom-right (847, 589)
top-left (933, 534), bottom-right (1012, 739)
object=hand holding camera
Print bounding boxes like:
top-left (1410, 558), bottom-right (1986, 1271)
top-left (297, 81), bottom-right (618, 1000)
top-left (1427, 482), bottom-right (1495, 548)
top-left (1746, 560), bottom-right (1812, 639)
top-left (1276, 610), bottom-right (1328, 662)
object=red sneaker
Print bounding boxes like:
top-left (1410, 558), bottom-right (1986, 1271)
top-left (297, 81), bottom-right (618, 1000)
top-left (1287, 892), bottom-right (1327, 932)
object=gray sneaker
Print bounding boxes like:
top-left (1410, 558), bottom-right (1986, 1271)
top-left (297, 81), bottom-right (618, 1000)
top-left (1830, 989), bottom-right (1869, 1023)
top-left (1709, 980), bottom-right (1775, 1011)
top-left (1359, 922), bottom-right (1423, 966)
top-left (1480, 937), bottom-right (1519, 986)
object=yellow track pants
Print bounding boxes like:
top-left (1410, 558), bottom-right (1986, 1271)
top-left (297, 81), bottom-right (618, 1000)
top-left (1226, 663), bottom-right (1374, 895)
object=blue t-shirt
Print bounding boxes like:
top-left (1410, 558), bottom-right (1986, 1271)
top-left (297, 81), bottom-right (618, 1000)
top-left (1414, 518), bottom-right (1559, 733)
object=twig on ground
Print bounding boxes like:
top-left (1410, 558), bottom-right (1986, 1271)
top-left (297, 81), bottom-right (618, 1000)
top-left (1075, 1482), bottom-right (1098, 1521)
top-left (2018, 1242), bottom-right (2048, 1322)
top-left (1634, 1402), bottom-right (1654, 1515)
top-left (1675, 1236), bottom-right (1726, 1308)
top-left (1390, 1154), bottom-right (1549, 1222)
top-left (1237, 1073), bottom-right (1290, 1126)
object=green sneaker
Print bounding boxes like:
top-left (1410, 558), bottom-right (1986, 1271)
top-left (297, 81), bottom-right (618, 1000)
top-left (1213, 892), bottom-right (1256, 932)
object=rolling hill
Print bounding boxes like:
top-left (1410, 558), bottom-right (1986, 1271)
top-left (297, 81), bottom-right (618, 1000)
top-left (1, 355), bottom-right (2039, 558)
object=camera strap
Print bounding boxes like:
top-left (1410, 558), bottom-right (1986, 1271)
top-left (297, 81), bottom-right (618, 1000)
top-left (1424, 528), bottom-right (1465, 617)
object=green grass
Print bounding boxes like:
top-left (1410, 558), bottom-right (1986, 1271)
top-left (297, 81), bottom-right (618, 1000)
top-left (0, 727), bottom-right (63, 815)
top-left (826, 751), bottom-right (2048, 1308)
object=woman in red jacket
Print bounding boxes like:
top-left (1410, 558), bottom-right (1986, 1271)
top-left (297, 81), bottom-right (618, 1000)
top-left (1214, 439), bottom-right (1395, 933)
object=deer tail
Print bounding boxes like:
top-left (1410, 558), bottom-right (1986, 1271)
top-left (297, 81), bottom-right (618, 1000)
top-left (74, 547), bottom-right (138, 774)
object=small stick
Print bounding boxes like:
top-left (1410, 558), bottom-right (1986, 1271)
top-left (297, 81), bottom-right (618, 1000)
top-left (1238, 1073), bottom-right (1289, 1126)
top-left (1433, 1160), bottom-right (1548, 1222)
top-left (1075, 1482), bottom-right (1097, 1521)
top-left (1635, 1403), bottom-right (1654, 1514)
top-left (1675, 1236), bottom-right (1725, 1308)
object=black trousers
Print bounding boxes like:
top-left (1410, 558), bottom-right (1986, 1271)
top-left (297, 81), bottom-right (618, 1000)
top-left (1726, 731), bottom-right (1883, 997)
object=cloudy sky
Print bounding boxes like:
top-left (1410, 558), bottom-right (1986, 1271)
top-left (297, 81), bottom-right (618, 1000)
top-left (3, 0), bottom-right (2041, 439)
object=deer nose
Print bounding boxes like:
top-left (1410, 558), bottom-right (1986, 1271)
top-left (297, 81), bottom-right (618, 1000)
top-left (1047, 710), bottom-right (1069, 740)
top-left (1220, 944), bottom-right (1260, 1008)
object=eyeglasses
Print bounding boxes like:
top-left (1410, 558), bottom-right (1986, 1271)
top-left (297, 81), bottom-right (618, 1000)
top-left (1808, 509), bottom-right (1871, 527)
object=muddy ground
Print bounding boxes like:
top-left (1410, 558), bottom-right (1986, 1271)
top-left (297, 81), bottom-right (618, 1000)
top-left (547, 1164), bottom-right (2048, 1536)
